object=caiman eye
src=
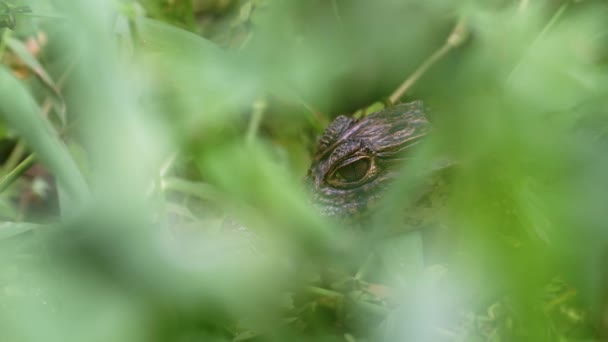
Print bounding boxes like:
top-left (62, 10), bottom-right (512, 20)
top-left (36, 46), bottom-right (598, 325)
top-left (332, 158), bottom-right (371, 185)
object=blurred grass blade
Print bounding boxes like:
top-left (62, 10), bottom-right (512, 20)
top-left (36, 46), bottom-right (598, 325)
top-left (0, 221), bottom-right (41, 240)
top-left (0, 4), bottom-right (31, 15)
top-left (0, 67), bottom-right (88, 208)
top-left (378, 231), bottom-right (424, 286)
top-left (0, 3), bottom-right (30, 30)
top-left (161, 177), bottom-right (223, 202)
top-left (5, 36), bottom-right (66, 124)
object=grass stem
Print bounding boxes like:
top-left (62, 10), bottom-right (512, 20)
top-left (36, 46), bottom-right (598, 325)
top-left (0, 154), bottom-right (35, 194)
top-left (246, 99), bottom-right (266, 145)
top-left (389, 19), bottom-right (467, 104)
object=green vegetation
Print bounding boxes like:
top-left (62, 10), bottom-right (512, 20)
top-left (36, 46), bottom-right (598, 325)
top-left (0, 0), bottom-right (607, 341)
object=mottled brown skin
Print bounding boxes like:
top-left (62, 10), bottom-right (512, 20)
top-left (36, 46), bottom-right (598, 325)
top-left (306, 101), bottom-right (431, 221)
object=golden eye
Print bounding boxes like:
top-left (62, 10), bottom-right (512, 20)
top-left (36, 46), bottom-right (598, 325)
top-left (334, 158), bottom-right (370, 183)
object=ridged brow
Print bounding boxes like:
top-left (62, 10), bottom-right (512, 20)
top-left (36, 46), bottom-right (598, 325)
top-left (323, 141), bottom-right (362, 178)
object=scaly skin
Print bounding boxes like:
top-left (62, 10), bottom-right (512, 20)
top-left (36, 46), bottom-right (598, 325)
top-left (306, 101), bottom-right (433, 222)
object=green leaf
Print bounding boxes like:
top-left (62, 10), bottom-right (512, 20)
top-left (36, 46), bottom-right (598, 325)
top-left (134, 17), bottom-right (222, 57)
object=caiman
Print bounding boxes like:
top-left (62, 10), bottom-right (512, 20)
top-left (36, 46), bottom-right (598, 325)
top-left (304, 100), bottom-right (455, 269)
top-left (306, 101), bottom-right (450, 233)
top-left (225, 100), bottom-right (451, 259)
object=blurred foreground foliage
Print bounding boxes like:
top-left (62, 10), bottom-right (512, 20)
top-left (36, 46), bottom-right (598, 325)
top-left (0, 0), bottom-right (608, 341)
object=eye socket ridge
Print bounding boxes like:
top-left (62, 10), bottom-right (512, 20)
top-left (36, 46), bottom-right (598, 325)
top-left (327, 155), bottom-right (375, 188)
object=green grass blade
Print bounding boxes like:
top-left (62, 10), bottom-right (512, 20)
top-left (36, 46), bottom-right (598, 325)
top-left (0, 153), bottom-right (35, 193)
top-left (0, 67), bottom-right (88, 209)
top-left (4, 36), bottom-right (66, 124)
top-left (0, 221), bottom-right (41, 240)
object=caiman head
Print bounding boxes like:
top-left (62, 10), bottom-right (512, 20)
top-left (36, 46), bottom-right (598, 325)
top-left (306, 101), bottom-right (431, 220)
